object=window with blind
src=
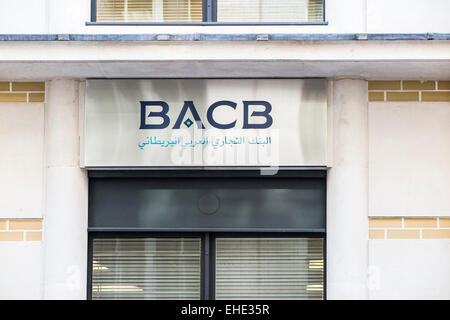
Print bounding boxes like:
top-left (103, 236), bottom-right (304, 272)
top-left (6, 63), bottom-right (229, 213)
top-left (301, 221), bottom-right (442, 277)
top-left (217, 0), bottom-right (324, 23)
top-left (93, 0), bottom-right (324, 23)
top-left (89, 235), bottom-right (324, 300)
top-left (96, 0), bottom-right (203, 22)
top-left (91, 237), bottom-right (202, 300)
top-left (215, 238), bottom-right (324, 300)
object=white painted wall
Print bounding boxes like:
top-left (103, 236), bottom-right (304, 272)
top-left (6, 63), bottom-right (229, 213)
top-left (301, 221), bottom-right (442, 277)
top-left (0, 102), bottom-right (44, 219)
top-left (368, 100), bottom-right (450, 299)
top-left (369, 102), bottom-right (450, 217)
top-left (369, 240), bottom-right (450, 299)
top-left (0, 0), bottom-right (449, 34)
top-left (367, 0), bottom-right (450, 33)
top-left (0, 0), bottom-right (47, 34)
top-left (46, 0), bottom-right (91, 34)
top-left (0, 242), bottom-right (43, 299)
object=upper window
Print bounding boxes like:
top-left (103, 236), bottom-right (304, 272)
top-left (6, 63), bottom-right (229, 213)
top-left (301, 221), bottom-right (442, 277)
top-left (93, 0), bottom-right (325, 23)
top-left (217, 0), bottom-right (324, 23)
top-left (96, 0), bottom-right (203, 23)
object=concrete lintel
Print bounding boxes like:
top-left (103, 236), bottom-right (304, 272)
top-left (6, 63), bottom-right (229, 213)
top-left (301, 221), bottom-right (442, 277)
top-left (0, 61), bottom-right (449, 80)
top-left (1, 33), bottom-right (450, 42)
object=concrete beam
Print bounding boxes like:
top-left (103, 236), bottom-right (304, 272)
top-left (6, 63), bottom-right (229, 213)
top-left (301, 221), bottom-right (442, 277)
top-left (0, 40), bottom-right (449, 61)
top-left (0, 61), bottom-right (448, 80)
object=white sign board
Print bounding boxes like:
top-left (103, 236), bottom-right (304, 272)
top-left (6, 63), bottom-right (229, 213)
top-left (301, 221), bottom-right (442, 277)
top-left (83, 79), bottom-right (327, 168)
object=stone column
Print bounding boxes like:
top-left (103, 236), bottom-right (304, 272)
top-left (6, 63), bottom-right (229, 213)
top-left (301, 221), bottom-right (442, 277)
top-left (43, 80), bottom-right (88, 299)
top-left (327, 79), bottom-right (369, 299)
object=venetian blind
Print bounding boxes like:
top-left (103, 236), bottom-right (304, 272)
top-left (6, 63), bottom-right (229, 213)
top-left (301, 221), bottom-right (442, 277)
top-left (96, 0), bottom-right (203, 22)
top-left (215, 238), bottom-right (324, 300)
top-left (91, 238), bottom-right (201, 300)
top-left (217, 0), bottom-right (324, 22)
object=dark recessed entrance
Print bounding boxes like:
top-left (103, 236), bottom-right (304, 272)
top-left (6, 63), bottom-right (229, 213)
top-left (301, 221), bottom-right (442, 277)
top-left (87, 170), bottom-right (326, 300)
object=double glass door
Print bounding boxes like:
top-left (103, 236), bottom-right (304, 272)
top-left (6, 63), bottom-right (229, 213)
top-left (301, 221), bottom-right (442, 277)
top-left (89, 233), bottom-right (324, 300)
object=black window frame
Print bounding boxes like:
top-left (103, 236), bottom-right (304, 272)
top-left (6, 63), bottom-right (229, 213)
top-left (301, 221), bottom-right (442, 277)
top-left (87, 231), bottom-right (326, 300)
top-left (89, 0), bottom-right (327, 25)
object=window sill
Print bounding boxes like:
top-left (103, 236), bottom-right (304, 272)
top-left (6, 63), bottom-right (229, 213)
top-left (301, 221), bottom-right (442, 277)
top-left (86, 21), bottom-right (328, 26)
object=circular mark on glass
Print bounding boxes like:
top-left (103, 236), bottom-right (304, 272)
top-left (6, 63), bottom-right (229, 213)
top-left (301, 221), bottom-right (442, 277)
top-left (197, 193), bottom-right (220, 215)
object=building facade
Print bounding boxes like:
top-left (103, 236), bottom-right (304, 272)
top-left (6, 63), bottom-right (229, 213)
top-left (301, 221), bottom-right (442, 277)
top-left (0, 0), bottom-right (449, 300)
